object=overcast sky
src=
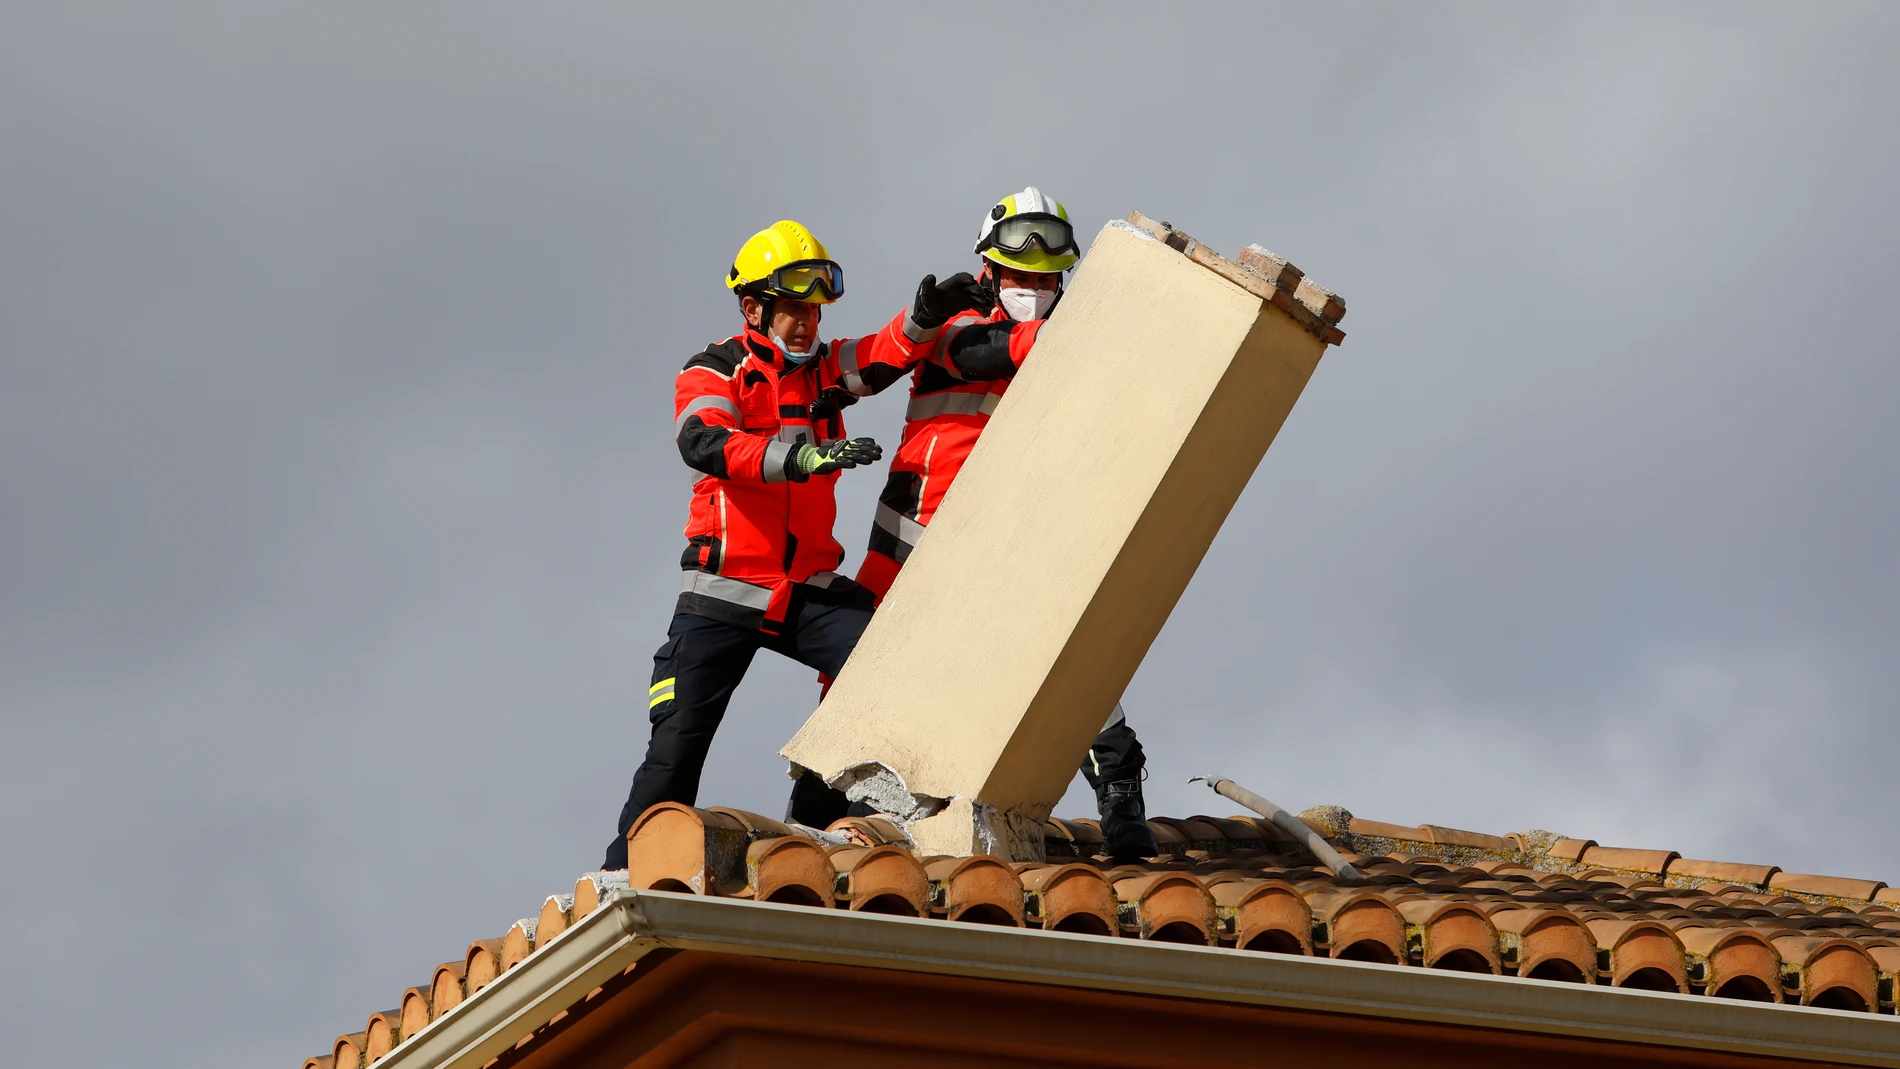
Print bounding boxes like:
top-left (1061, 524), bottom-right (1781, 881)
top-left (4, 3), bottom-right (1897, 1065)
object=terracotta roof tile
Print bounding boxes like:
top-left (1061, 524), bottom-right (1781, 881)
top-left (1769, 871), bottom-right (1889, 903)
top-left (361, 1008), bottom-right (400, 1064)
top-left (301, 800), bottom-right (1900, 1065)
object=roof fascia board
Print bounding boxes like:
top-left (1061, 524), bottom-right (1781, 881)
top-left (375, 890), bottom-right (1900, 1069)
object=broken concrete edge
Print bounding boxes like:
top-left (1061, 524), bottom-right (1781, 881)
top-left (1123, 210), bottom-right (1346, 345)
top-left (366, 889), bottom-right (1900, 1069)
top-left (797, 760), bottom-right (1052, 861)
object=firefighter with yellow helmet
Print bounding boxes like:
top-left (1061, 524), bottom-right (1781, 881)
top-left (602, 220), bottom-right (991, 869)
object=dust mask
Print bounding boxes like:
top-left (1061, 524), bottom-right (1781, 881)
top-left (998, 287), bottom-right (1058, 322)
top-left (772, 331), bottom-right (818, 366)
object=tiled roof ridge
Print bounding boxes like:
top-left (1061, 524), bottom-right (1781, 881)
top-left (300, 802), bottom-right (1900, 1066)
top-left (1292, 807), bottom-right (1894, 909)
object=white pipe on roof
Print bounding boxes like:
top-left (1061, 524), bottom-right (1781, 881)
top-left (1191, 775), bottom-right (1364, 882)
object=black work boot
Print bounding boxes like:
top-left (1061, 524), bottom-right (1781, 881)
top-left (1097, 776), bottom-right (1159, 863)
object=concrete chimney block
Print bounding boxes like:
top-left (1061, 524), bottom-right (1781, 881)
top-left (783, 215), bottom-right (1342, 860)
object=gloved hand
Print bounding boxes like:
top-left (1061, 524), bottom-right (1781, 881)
top-left (807, 385), bottom-right (859, 424)
top-left (911, 272), bottom-right (995, 330)
top-left (786, 437), bottom-right (882, 481)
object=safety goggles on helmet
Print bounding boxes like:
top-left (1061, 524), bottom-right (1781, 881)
top-left (758, 259), bottom-right (844, 301)
top-left (978, 213), bottom-right (1077, 258)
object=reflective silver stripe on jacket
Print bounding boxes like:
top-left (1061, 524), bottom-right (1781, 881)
top-left (936, 321), bottom-right (971, 379)
top-left (762, 438), bottom-right (794, 483)
top-left (803, 570), bottom-right (846, 590)
top-left (675, 394), bottom-right (740, 435)
top-left (681, 570), bottom-right (773, 611)
top-left (836, 337), bottom-right (869, 396)
top-left (873, 502), bottom-right (928, 550)
top-left (776, 425), bottom-right (814, 445)
top-left (906, 390), bottom-right (1001, 421)
top-left (902, 311), bottom-right (941, 344)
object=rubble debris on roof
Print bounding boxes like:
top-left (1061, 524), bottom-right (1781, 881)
top-left (301, 801), bottom-right (1900, 1067)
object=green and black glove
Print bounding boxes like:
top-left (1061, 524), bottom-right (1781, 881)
top-left (910, 272), bottom-right (995, 331)
top-left (785, 437), bottom-right (882, 481)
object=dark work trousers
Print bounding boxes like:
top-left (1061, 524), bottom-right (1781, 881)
top-left (1081, 711), bottom-right (1147, 790)
top-left (601, 583), bottom-right (873, 870)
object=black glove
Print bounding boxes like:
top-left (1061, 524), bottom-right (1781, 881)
top-left (911, 272), bottom-right (996, 330)
top-left (786, 437), bottom-right (882, 481)
top-left (807, 386), bottom-right (859, 424)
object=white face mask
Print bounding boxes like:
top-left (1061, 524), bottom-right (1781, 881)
top-left (998, 287), bottom-right (1058, 322)
top-left (771, 330), bottom-right (818, 365)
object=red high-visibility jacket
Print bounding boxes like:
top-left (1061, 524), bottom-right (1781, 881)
top-left (857, 307), bottom-right (1042, 598)
top-left (673, 314), bottom-right (920, 632)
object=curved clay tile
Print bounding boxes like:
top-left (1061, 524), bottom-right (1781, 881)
top-left (1666, 857), bottom-right (1778, 888)
top-left (1769, 872), bottom-right (1888, 903)
top-left (704, 805), bottom-right (798, 839)
top-left (1417, 824), bottom-right (1512, 852)
top-left (1213, 879), bottom-right (1311, 955)
top-left (1020, 863), bottom-right (1118, 936)
top-left (397, 985), bottom-right (433, 1045)
top-left (1545, 838), bottom-right (1596, 864)
top-left (1578, 846), bottom-right (1679, 876)
top-left (500, 918), bottom-right (536, 972)
top-left (1111, 873), bottom-right (1216, 945)
top-left (303, 1057), bottom-right (335, 1069)
top-left (625, 803), bottom-right (750, 896)
top-left (1395, 900), bottom-right (1500, 974)
top-left (428, 960), bottom-right (468, 1019)
top-left (1195, 815), bottom-right (1269, 847)
top-left (1771, 936), bottom-right (1879, 1011)
top-left (536, 894), bottom-right (573, 947)
top-left (1491, 908), bottom-right (1596, 983)
top-left (826, 815), bottom-right (911, 847)
top-left (830, 844), bottom-right (928, 915)
top-left (1583, 919), bottom-right (1687, 992)
top-left (463, 937), bottom-right (505, 996)
top-left (572, 871), bottom-right (629, 919)
top-left (332, 1031), bottom-right (367, 1069)
top-left (1151, 816), bottom-right (1225, 853)
top-left (746, 835), bottom-right (833, 908)
top-left (1307, 890), bottom-right (1406, 965)
top-left (1677, 926), bottom-right (1782, 1002)
top-left (924, 855), bottom-right (1025, 926)
top-left (363, 1008), bottom-right (401, 1063)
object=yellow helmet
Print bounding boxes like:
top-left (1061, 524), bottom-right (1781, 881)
top-left (726, 219), bottom-right (844, 304)
top-left (973, 187), bottom-right (1078, 273)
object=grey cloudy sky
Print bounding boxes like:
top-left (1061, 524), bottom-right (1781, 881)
top-left (3, 3), bottom-right (1897, 1064)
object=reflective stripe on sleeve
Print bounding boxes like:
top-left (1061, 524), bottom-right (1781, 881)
top-left (675, 394), bottom-right (740, 435)
top-left (836, 337), bottom-right (869, 396)
top-left (902, 311), bottom-right (941, 344)
top-left (777, 425), bottom-right (814, 445)
top-left (803, 571), bottom-right (845, 589)
top-left (762, 438), bottom-right (795, 483)
top-left (681, 570), bottom-right (774, 611)
top-left (906, 390), bottom-right (1002, 421)
top-left (873, 502), bottom-right (928, 549)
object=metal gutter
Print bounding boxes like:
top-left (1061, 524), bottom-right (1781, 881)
top-left (372, 889), bottom-right (1900, 1069)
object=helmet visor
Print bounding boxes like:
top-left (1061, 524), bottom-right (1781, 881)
top-left (983, 213), bottom-right (1077, 257)
top-left (766, 259), bottom-right (844, 301)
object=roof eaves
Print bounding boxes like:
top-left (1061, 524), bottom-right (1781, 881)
top-left (373, 890), bottom-right (1900, 1069)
